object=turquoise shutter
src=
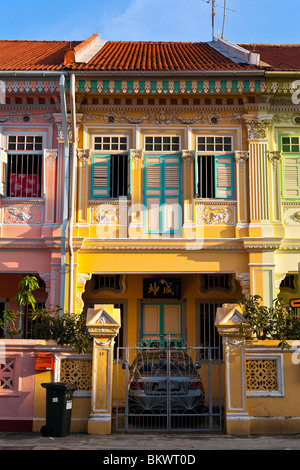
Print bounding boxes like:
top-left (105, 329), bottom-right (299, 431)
top-left (91, 154), bottom-right (111, 198)
top-left (144, 155), bottom-right (162, 233)
top-left (162, 155), bottom-right (181, 233)
top-left (282, 157), bottom-right (300, 199)
top-left (0, 149), bottom-right (7, 195)
top-left (214, 154), bottom-right (234, 199)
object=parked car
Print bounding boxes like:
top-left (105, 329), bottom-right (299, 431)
top-left (127, 350), bottom-right (205, 415)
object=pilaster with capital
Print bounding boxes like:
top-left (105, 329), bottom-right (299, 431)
top-left (128, 149), bottom-right (144, 237)
top-left (77, 149), bottom-right (92, 225)
top-left (44, 149), bottom-right (58, 224)
top-left (181, 150), bottom-right (196, 237)
top-left (234, 151), bottom-right (249, 224)
top-left (268, 151), bottom-right (282, 222)
top-left (243, 115), bottom-right (272, 227)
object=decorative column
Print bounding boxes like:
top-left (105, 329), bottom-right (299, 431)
top-left (86, 304), bottom-right (121, 434)
top-left (75, 272), bottom-right (92, 314)
top-left (128, 149), bottom-right (144, 238)
top-left (215, 304), bottom-right (252, 435)
top-left (43, 149), bottom-right (58, 224)
top-left (267, 151), bottom-right (282, 223)
top-left (243, 114), bottom-right (273, 234)
top-left (181, 150), bottom-right (196, 238)
top-left (234, 151), bottom-right (249, 226)
top-left (77, 149), bottom-right (92, 231)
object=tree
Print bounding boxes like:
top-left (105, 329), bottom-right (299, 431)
top-left (239, 295), bottom-right (300, 349)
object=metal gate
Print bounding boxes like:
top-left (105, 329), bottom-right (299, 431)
top-left (114, 338), bottom-right (223, 432)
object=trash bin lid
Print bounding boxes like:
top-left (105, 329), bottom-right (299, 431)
top-left (41, 382), bottom-right (77, 390)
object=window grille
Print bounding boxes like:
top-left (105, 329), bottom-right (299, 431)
top-left (198, 302), bottom-right (224, 360)
top-left (197, 155), bottom-right (215, 198)
top-left (6, 135), bottom-right (43, 198)
top-left (201, 274), bottom-right (232, 292)
top-left (144, 135), bottom-right (181, 152)
top-left (94, 136), bottom-right (128, 152)
top-left (196, 154), bottom-right (234, 199)
top-left (111, 155), bottom-right (128, 198)
top-left (92, 275), bottom-right (122, 292)
top-left (281, 136), bottom-right (300, 153)
top-left (197, 135), bottom-right (232, 153)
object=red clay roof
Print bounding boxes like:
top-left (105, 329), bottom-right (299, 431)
top-left (0, 40), bottom-right (82, 71)
top-left (67, 41), bottom-right (259, 72)
top-left (239, 44), bottom-right (300, 71)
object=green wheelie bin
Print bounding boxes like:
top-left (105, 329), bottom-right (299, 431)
top-left (40, 382), bottom-right (77, 437)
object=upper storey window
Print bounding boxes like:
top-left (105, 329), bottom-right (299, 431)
top-left (280, 135), bottom-right (300, 200)
top-left (4, 135), bottom-right (43, 198)
top-left (91, 135), bottom-right (129, 199)
top-left (145, 136), bottom-right (180, 152)
top-left (196, 135), bottom-right (234, 199)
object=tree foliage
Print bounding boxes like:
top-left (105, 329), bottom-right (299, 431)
top-left (0, 275), bottom-right (92, 354)
top-left (239, 295), bottom-right (300, 349)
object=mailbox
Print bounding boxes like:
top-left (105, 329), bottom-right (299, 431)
top-left (35, 352), bottom-right (54, 371)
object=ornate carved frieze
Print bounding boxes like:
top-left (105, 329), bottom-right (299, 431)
top-left (235, 272), bottom-right (250, 296)
top-left (131, 149), bottom-right (144, 169)
top-left (234, 151), bottom-right (249, 170)
top-left (3, 204), bottom-right (43, 224)
top-left (196, 205), bottom-right (235, 226)
top-left (243, 115), bottom-right (272, 140)
top-left (181, 150), bottom-right (195, 170)
top-left (77, 149), bottom-right (92, 169)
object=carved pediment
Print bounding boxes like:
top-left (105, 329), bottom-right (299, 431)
top-left (86, 304), bottom-right (121, 337)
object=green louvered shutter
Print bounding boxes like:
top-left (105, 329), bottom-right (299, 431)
top-left (214, 154), bottom-right (234, 199)
top-left (144, 155), bottom-right (181, 233)
top-left (282, 157), bottom-right (300, 199)
top-left (91, 154), bottom-right (110, 198)
top-left (162, 155), bottom-right (181, 233)
top-left (144, 155), bottom-right (162, 233)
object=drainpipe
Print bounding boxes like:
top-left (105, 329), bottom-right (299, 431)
top-left (59, 74), bottom-right (69, 311)
top-left (68, 74), bottom-right (77, 313)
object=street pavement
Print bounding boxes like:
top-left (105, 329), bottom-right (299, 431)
top-left (1, 431), bottom-right (300, 452)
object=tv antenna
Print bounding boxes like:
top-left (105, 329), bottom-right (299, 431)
top-left (200, 0), bottom-right (236, 40)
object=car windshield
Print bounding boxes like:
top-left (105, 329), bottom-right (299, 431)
top-left (132, 352), bottom-right (197, 376)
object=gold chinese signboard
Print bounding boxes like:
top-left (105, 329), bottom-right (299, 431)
top-left (143, 278), bottom-right (181, 299)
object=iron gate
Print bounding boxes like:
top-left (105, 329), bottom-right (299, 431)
top-left (114, 338), bottom-right (223, 432)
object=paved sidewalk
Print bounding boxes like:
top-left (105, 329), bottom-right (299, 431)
top-left (1, 431), bottom-right (300, 451)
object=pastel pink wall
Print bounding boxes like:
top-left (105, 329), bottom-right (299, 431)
top-left (0, 340), bottom-right (37, 431)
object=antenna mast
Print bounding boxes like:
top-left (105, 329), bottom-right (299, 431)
top-left (222, 0), bottom-right (227, 38)
top-left (212, 0), bottom-right (216, 40)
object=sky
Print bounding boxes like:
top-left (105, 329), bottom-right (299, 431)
top-left (1, 0), bottom-right (299, 44)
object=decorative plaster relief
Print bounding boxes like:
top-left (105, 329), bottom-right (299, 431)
top-left (196, 205), bottom-right (235, 226)
top-left (3, 204), bottom-right (43, 224)
top-left (283, 207), bottom-right (300, 225)
top-left (90, 205), bottom-right (119, 225)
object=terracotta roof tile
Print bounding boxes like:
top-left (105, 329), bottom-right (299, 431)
top-left (0, 40), bottom-right (82, 71)
top-left (69, 41), bottom-right (259, 72)
top-left (239, 44), bottom-right (300, 71)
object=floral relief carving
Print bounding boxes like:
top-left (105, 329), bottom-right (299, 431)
top-left (90, 206), bottom-right (119, 225)
top-left (3, 205), bottom-right (43, 224)
top-left (197, 206), bottom-right (235, 226)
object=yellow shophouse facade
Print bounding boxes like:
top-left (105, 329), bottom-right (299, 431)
top-left (61, 37), bottom-right (300, 433)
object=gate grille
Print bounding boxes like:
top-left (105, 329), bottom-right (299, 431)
top-left (114, 338), bottom-right (223, 432)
